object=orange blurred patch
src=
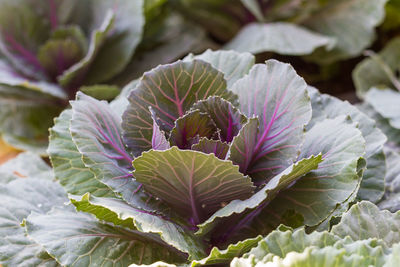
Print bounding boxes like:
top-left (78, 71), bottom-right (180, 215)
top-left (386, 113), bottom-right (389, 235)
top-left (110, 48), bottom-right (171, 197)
top-left (0, 138), bottom-right (20, 165)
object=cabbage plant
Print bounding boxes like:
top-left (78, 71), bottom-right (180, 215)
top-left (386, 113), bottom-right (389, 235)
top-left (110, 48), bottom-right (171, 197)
top-left (0, 0), bottom-right (204, 153)
top-left (0, 51), bottom-right (387, 266)
top-left (172, 0), bottom-right (388, 63)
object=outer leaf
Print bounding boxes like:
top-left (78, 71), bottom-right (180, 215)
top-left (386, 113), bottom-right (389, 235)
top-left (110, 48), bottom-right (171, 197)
top-left (303, 0), bottom-right (388, 63)
top-left (365, 88), bottom-right (400, 129)
top-left (0, 178), bottom-right (66, 267)
top-left (243, 227), bottom-right (339, 261)
top-left (82, 0), bottom-right (145, 84)
top-left (0, 2), bottom-right (50, 79)
top-left (191, 96), bottom-right (247, 143)
top-left (48, 109), bottom-right (114, 197)
top-left (233, 241), bottom-right (386, 267)
top-left (0, 151), bottom-right (52, 182)
top-left (191, 138), bottom-right (229, 160)
top-left (112, 14), bottom-right (209, 86)
top-left (255, 117), bottom-right (365, 230)
top-left (26, 207), bottom-right (186, 266)
top-left (70, 92), bottom-right (148, 207)
top-left (190, 236), bottom-right (262, 266)
top-left (184, 50), bottom-right (255, 87)
top-left (229, 60), bottom-right (312, 183)
top-left (0, 84), bottom-right (64, 153)
top-left (58, 11), bottom-right (115, 89)
top-left (169, 110), bottom-right (217, 149)
top-left (110, 79), bottom-right (139, 117)
top-left (353, 37), bottom-right (400, 98)
top-left (0, 59), bottom-right (66, 98)
top-left (122, 60), bottom-right (232, 156)
top-left (132, 147), bottom-right (254, 224)
top-left (225, 23), bottom-right (334, 56)
top-left (332, 201), bottom-right (400, 247)
top-left (307, 87), bottom-right (387, 203)
top-left (70, 193), bottom-right (206, 259)
top-left (196, 155), bottom-right (322, 237)
top-left (378, 147), bottom-right (400, 212)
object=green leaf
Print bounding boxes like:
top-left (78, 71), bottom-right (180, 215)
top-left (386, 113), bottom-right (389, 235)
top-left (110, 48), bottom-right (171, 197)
top-left (191, 138), bottom-right (229, 160)
top-left (225, 22), bottom-right (334, 56)
top-left (37, 38), bottom-right (84, 81)
top-left (243, 227), bottom-right (339, 261)
top-left (307, 87), bottom-right (387, 203)
top-left (83, 0), bottom-right (145, 84)
top-left (196, 155), bottom-right (322, 237)
top-left (357, 102), bottom-right (400, 148)
top-left (70, 92), bottom-right (146, 205)
top-left (80, 84), bottom-right (120, 101)
top-left (378, 147), bottom-right (400, 212)
top-left (233, 240), bottom-right (387, 267)
top-left (122, 60), bottom-right (233, 156)
top-left (0, 84), bottom-right (63, 153)
top-left (190, 236), bottom-right (263, 266)
top-left (58, 10), bottom-right (115, 88)
top-left (365, 88), bottom-right (400, 129)
top-left (229, 60), bottom-right (312, 183)
top-left (304, 0), bottom-right (388, 63)
top-left (238, 117), bottom-right (365, 237)
top-left (70, 193), bottom-right (206, 259)
top-left (0, 151), bottom-right (52, 183)
top-left (169, 110), bottom-right (217, 149)
top-left (26, 207), bottom-right (186, 266)
top-left (353, 37), bottom-right (400, 98)
top-left (0, 178), bottom-right (66, 267)
top-left (48, 109), bottom-right (114, 197)
top-left (184, 49), bottom-right (255, 87)
top-left (191, 96), bottom-right (247, 143)
top-left (132, 147), bottom-right (254, 224)
top-left (332, 201), bottom-right (400, 247)
top-left (110, 79), bottom-right (140, 117)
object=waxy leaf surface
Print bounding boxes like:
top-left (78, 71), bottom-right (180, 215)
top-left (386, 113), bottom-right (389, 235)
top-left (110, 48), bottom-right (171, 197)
top-left (230, 60), bottom-right (312, 183)
top-left (132, 147), bottom-right (254, 224)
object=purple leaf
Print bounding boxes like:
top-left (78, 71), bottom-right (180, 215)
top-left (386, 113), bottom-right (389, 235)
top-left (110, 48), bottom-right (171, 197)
top-left (150, 107), bottom-right (170, 151)
top-left (122, 60), bottom-right (235, 156)
top-left (169, 110), bottom-right (217, 149)
top-left (191, 96), bottom-right (247, 142)
top-left (229, 60), bottom-right (311, 183)
top-left (192, 138), bottom-right (229, 160)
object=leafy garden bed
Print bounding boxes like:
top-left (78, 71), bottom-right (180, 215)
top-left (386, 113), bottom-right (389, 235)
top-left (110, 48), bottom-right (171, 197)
top-left (1, 1), bottom-right (400, 267)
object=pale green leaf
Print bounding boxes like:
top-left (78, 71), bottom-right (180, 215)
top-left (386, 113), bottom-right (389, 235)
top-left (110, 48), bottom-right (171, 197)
top-left (307, 86), bottom-right (387, 203)
top-left (304, 0), bottom-right (388, 63)
top-left (0, 178), bottom-right (66, 267)
top-left (184, 49), bottom-right (255, 87)
top-left (26, 207), bottom-right (186, 266)
top-left (225, 22), bottom-right (334, 56)
top-left (353, 37), bottom-right (400, 98)
top-left (70, 193), bottom-right (206, 259)
top-left (332, 201), bottom-right (400, 247)
top-left (48, 109), bottom-right (114, 197)
top-left (197, 155), bottom-right (322, 236)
